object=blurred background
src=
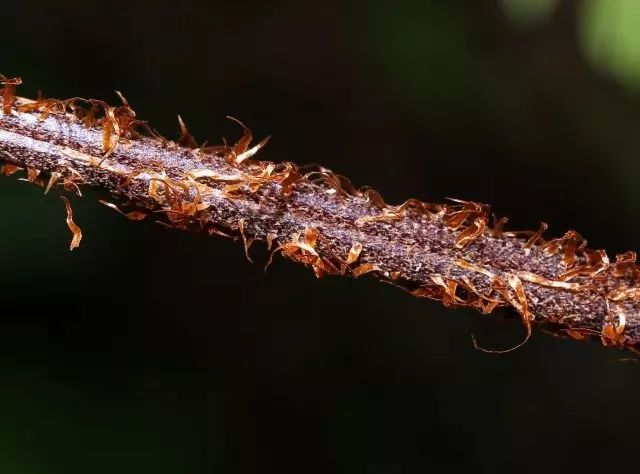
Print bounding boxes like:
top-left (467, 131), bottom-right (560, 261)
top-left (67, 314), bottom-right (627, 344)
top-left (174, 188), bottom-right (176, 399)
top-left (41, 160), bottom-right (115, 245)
top-left (2, 0), bottom-right (640, 472)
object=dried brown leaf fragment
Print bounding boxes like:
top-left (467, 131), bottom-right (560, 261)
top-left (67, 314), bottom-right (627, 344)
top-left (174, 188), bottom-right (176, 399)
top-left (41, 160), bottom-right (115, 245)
top-left (60, 196), bottom-right (82, 251)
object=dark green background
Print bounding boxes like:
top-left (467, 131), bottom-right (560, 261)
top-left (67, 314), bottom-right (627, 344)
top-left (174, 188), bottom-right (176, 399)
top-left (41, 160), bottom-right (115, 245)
top-left (2, 1), bottom-right (640, 472)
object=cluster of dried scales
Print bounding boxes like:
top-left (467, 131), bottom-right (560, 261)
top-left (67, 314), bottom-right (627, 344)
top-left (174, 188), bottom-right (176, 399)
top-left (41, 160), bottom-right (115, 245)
top-left (0, 75), bottom-right (638, 353)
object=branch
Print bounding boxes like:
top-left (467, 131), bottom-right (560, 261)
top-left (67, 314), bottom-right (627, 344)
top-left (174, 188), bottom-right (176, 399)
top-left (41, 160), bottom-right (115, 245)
top-left (0, 76), bottom-right (638, 353)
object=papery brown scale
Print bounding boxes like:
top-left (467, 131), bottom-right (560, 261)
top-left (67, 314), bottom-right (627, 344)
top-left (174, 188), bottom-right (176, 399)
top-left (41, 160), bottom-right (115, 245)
top-left (313, 258), bottom-right (342, 278)
top-left (345, 242), bottom-right (363, 265)
top-left (517, 271), bottom-right (586, 291)
top-left (238, 218), bottom-right (253, 263)
top-left (443, 200), bottom-right (485, 230)
top-left (562, 231), bottom-right (584, 268)
top-left (313, 263), bottom-right (327, 279)
top-left (99, 200), bottom-right (148, 221)
top-left (334, 174), bottom-right (360, 197)
top-left (44, 172), bottom-right (61, 194)
top-left (356, 210), bottom-right (399, 225)
top-left (480, 296), bottom-right (504, 315)
top-left (607, 287), bottom-right (640, 302)
top-left (361, 188), bottom-right (387, 208)
top-left (602, 313), bottom-right (627, 347)
top-left (16, 99), bottom-right (65, 118)
top-left (113, 105), bottom-right (138, 140)
top-left (394, 198), bottom-right (439, 219)
top-left (225, 116), bottom-right (252, 161)
top-left (60, 196), bottom-right (82, 251)
top-left (459, 277), bottom-right (484, 305)
top-left (1, 75), bottom-right (22, 115)
top-left (454, 259), bottom-right (495, 279)
top-left (460, 276), bottom-right (502, 311)
top-left (2, 164), bottom-right (21, 176)
top-left (429, 276), bottom-right (460, 307)
top-left (566, 329), bottom-right (590, 341)
top-left (508, 275), bottom-right (531, 320)
top-left (611, 251), bottom-right (638, 278)
top-left (471, 275), bottom-right (533, 354)
top-left (491, 216), bottom-right (508, 238)
top-left (559, 260), bottom-right (609, 281)
top-left (586, 249), bottom-right (610, 267)
top-left (26, 167), bottom-right (40, 183)
top-left (102, 116), bottom-right (115, 156)
top-left (525, 222), bottom-right (548, 250)
top-left (83, 102), bottom-right (100, 128)
top-left (305, 171), bottom-right (344, 195)
top-left (455, 216), bottom-right (487, 249)
top-left (63, 176), bottom-right (83, 197)
top-left (266, 232), bottom-right (278, 250)
top-left (208, 226), bottom-right (235, 239)
top-left (276, 164), bottom-right (302, 197)
top-left (411, 286), bottom-right (440, 299)
top-left (352, 262), bottom-right (378, 277)
top-left (303, 227), bottom-right (320, 249)
top-left (541, 230), bottom-right (578, 259)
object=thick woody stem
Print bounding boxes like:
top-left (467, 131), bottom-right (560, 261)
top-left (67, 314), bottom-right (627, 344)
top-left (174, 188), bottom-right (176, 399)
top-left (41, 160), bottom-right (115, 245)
top-left (0, 87), bottom-right (639, 353)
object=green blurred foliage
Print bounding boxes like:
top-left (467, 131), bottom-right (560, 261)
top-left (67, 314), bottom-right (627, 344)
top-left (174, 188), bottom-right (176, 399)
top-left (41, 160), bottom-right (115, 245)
top-left (581, 0), bottom-right (640, 92)
top-left (353, 2), bottom-right (478, 127)
top-left (500, 0), bottom-right (559, 28)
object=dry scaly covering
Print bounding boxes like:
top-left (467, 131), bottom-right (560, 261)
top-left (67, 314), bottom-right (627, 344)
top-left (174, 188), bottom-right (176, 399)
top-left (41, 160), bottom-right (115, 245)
top-left (0, 74), bottom-right (638, 353)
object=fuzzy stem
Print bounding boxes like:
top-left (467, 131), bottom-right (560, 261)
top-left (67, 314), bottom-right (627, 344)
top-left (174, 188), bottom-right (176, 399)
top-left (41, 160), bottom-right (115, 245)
top-left (0, 92), bottom-right (639, 353)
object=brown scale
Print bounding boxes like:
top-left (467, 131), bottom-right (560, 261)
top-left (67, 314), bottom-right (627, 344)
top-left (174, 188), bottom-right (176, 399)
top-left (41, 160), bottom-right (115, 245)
top-left (305, 170), bottom-right (345, 195)
top-left (17, 98), bottom-right (67, 120)
top-left (517, 271), bottom-right (588, 291)
top-left (442, 199), bottom-right (489, 230)
top-left (304, 168), bottom-right (364, 201)
top-left (60, 196), bottom-right (82, 251)
top-left (26, 167), bottom-right (40, 183)
top-left (147, 176), bottom-right (209, 227)
top-left (176, 115), bottom-right (199, 149)
top-left (607, 286), bottom-right (640, 302)
top-left (361, 188), bottom-right (387, 209)
top-left (324, 237), bottom-right (377, 278)
top-left (412, 275), bottom-right (503, 315)
top-left (610, 251), bottom-right (638, 278)
top-left (18, 96), bottom-right (160, 157)
top-left (221, 161), bottom-right (302, 198)
top-left (0, 75), bottom-right (22, 115)
top-left (207, 225), bottom-right (235, 239)
top-left (221, 116), bottom-right (270, 166)
top-left (559, 249), bottom-right (610, 281)
top-left (238, 218), bottom-right (254, 263)
top-left (460, 277), bottom-right (504, 314)
top-left (265, 228), bottom-right (379, 280)
top-left (469, 274), bottom-right (534, 353)
top-left (455, 216), bottom-right (487, 249)
top-left (2, 164), bottom-right (22, 176)
top-left (99, 200), bottom-right (148, 221)
top-left (525, 222), bottom-right (548, 250)
top-left (491, 216), bottom-right (509, 238)
top-left (357, 197), bottom-right (440, 225)
top-left (61, 167), bottom-right (85, 196)
top-left (541, 230), bottom-right (585, 267)
top-left (265, 228), bottom-right (340, 278)
top-left (601, 302), bottom-right (627, 348)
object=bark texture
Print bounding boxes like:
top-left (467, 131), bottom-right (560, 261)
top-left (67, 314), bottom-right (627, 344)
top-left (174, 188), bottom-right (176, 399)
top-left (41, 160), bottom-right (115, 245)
top-left (0, 86), bottom-right (639, 353)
